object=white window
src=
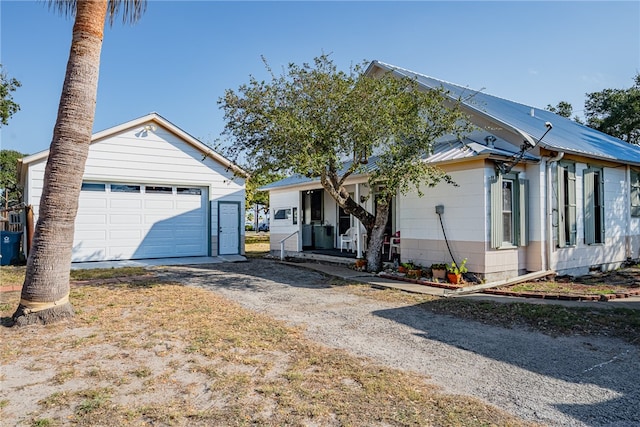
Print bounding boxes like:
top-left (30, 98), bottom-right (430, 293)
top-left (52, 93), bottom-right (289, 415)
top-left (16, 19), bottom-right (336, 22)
top-left (584, 167), bottom-right (604, 245)
top-left (491, 173), bottom-right (528, 249)
top-left (273, 208), bottom-right (292, 221)
top-left (631, 170), bottom-right (640, 218)
top-left (557, 162), bottom-right (577, 247)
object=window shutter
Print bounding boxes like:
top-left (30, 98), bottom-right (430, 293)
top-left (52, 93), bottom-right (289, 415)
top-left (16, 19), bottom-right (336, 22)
top-left (631, 171), bottom-right (640, 217)
top-left (584, 168), bottom-right (595, 245)
top-left (490, 175), bottom-right (503, 249)
top-left (598, 170), bottom-right (605, 244)
top-left (557, 164), bottom-right (566, 247)
top-left (517, 178), bottom-right (529, 246)
top-left (567, 165), bottom-right (577, 245)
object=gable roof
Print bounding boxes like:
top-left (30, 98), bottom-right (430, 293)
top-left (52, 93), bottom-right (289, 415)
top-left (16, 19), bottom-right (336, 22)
top-left (18, 112), bottom-right (247, 184)
top-left (261, 135), bottom-right (538, 191)
top-left (369, 61), bottom-right (640, 166)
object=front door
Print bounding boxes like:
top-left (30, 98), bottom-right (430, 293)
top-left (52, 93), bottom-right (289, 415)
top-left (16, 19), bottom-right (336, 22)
top-left (218, 201), bottom-right (240, 255)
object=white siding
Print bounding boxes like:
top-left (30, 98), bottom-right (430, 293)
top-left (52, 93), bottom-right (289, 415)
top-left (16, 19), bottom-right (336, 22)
top-left (269, 189), bottom-right (301, 251)
top-left (552, 164), bottom-right (628, 275)
top-left (400, 167), bottom-right (487, 272)
top-left (24, 120), bottom-right (245, 260)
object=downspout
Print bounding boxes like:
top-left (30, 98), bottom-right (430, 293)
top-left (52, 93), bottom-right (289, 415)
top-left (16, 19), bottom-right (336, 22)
top-left (626, 164), bottom-right (632, 260)
top-left (355, 183), bottom-right (364, 259)
top-left (545, 151), bottom-right (564, 271)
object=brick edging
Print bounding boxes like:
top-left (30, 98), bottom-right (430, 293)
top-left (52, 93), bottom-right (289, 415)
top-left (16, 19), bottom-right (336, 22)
top-left (378, 273), bottom-right (640, 301)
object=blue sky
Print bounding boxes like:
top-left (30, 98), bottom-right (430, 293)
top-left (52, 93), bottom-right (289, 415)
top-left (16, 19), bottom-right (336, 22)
top-left (1, 1), bottom-right (639, 155)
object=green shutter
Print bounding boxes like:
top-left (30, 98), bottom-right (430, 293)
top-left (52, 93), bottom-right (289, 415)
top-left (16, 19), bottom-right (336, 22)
top-left (557, 164), bottom-right (566, 247)
top-left (584, 168), bottom-right (596, 245)
top-left (567, 165), bottom-right (577, 245)
top-left (598, 170), bottom-right (605, 244)
top-left (490, 175), bottom-right (502, 249)
top-left (631, 171), bottom-right (640, 217)
top-left (517, 178), bottom-right (528, 246)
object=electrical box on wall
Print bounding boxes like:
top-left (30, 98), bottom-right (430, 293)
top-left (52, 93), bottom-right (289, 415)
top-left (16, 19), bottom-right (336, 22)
top-left (435, 205), bottom-right (444, 214)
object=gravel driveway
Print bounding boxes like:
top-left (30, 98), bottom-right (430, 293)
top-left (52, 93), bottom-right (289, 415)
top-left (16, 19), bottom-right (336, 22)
top-left (157, 259), bottom-right (640, 427)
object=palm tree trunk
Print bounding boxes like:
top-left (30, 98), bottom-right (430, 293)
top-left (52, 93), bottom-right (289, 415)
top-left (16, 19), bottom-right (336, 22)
top-left (12, 0), bottom-right (108, 326)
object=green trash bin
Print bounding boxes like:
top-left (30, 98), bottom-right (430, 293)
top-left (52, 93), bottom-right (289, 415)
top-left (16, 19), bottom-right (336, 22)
top-left (1, 231), bottom-right (23, 266)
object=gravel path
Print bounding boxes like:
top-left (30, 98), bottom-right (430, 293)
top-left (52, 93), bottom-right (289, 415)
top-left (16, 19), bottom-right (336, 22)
top-left (157, 259), bottom-right (640, 427)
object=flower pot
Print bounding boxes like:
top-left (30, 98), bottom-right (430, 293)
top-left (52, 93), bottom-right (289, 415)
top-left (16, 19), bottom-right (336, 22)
top-left (431, 268), bottom-right (446, 280)
top-left (354, 259), bottom-right (367, 269)
top-left (447, 272), bottom-right (462, 284)
top-left (397, 266), bottom-right (408, 274)
top-left (407, 269), bottom-right (422, 279)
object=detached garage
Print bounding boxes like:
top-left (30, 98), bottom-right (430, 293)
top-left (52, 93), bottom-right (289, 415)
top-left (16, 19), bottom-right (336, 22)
top-left (19, 113), bottom-right (246, 262)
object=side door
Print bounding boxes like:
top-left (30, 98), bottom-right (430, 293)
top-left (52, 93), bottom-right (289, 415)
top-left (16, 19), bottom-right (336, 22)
top-left (218, 201), bottom-right (240, 255)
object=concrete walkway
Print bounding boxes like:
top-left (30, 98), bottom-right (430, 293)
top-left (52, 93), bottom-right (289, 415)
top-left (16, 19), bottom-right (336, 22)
top-left (70, 255), bottom-right (246, 270)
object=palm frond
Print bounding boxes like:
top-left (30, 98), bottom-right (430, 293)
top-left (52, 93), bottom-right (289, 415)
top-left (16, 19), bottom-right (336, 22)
top-left (44, 0), bottom-right (147, 25)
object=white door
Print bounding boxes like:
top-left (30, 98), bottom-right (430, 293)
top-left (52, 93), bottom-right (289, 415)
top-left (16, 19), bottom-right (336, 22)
top-left (218, 202), bottom-right (240, 255)
top-left (73, 183), bottom-right (208, 261)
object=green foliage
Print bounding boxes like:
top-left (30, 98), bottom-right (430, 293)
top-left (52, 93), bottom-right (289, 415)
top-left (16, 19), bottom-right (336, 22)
top-left (0, 64), bottom-right (21, 127)
top-left (446, 258), bottom-right (467, 274)
top-left (245, 167), bottom-right (283, 211)
top-left (0, 149), bottom-right (26, 205)
top-left (585, 73), bottom-right (640, 144)
top-left (219, 55), bottom-right (470, 269)
top-left (545, 101), bottom-right (583, 123)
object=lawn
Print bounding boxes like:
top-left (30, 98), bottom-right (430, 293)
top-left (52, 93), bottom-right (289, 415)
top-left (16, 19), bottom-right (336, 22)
top-left (0, 268), bottom-right (533, 427)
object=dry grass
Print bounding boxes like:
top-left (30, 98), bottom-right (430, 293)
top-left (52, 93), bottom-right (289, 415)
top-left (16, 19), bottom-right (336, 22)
top-left (0, 276), bottom-right (534, 426)
top-left (245, 234), bottom-right (271, 258)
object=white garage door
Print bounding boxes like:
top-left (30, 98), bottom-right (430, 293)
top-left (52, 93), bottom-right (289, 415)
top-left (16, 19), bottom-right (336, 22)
top-left (73, 182), bottom-right (208, 262)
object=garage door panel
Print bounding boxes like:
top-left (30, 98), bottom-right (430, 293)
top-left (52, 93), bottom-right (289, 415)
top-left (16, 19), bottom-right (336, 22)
top-left (145, 199), bottom-right (175, 209)
top-left (110, 198), bottom-right (142, 209)
top-left (76, 230), bottom-right (108, 240)
top-left (78, 198), bottom-right (108, 209)
top-left (109, 229), bottom-right (143, 239)
top-left (175, 228), bottom-right (202, 239)
top-left (73, 183), bottom-right (208, 261)
top-left (110, 214), bottom-right (142, 225)
top-left (76, 214), bottom-right (107, 226)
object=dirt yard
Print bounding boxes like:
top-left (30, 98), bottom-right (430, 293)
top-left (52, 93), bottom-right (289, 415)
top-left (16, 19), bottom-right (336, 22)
top-left (1, 259), bottom-right (639, 426)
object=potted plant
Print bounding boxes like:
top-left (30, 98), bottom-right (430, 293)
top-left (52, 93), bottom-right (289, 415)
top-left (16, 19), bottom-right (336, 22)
top-left (430, 263), bottom-right (447, 280)
top-left (354, 258), bottom-right (367, 270)
top-left (446, 258), bottom-right (468, 284)
top-left (407, 262), bottom-right (422, 279)
top-left (397, 262), bottom-right (413, 274)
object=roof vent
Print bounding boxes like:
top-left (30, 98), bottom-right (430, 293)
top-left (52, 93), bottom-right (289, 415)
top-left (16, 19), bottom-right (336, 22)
top-left (484, 135), bottom-right (496, 148)
top-left (530, 108), bottom-right (535, 117)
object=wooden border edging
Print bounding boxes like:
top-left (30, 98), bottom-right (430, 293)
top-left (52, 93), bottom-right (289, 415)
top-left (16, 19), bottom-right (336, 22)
top-left (443, 270), bottom-right (556, 297)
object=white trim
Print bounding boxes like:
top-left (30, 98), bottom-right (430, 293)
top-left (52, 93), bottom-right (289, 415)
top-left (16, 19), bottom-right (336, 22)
top-left (18, 112), bottom-right (247, 185)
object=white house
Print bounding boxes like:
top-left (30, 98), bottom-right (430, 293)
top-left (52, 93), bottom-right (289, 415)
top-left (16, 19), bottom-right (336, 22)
top-left (19, 113), bottom-right (246, 262)
top-left (263, 61), bottom-right (640, 281)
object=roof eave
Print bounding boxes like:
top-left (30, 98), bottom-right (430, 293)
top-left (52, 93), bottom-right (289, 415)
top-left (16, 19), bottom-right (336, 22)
top-left (18, 113), bottom-right (249, 184)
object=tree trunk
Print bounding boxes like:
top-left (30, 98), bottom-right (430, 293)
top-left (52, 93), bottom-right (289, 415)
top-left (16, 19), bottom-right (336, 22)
top-left (365, 200), bottom-right (391, 272)
top-left (12, 0), bottom-right (108, 326)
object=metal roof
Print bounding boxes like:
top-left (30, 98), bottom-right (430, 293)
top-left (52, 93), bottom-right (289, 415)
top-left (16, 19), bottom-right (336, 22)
top-left (261, 135), bottom-right (533, 191)
top-left (372, 61), bottom-right (640, 165)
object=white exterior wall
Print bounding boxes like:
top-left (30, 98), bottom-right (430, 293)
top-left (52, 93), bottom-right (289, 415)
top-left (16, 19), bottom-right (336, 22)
top-left (400, 166), bottom-right (486, 273)
top-left (551, 164), bottom-right (628, 276)
top-left (269, 189), bottom-right (301, 252)
top-left (24, 124), bottom-right (244, 257)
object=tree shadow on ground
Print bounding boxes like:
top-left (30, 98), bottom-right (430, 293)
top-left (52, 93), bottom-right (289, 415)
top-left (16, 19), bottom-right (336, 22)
top-left (372, 299), bottom-right (640, 426)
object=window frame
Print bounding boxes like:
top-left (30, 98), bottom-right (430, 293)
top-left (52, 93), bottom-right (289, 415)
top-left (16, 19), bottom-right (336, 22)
top-left (557, 161), bottom-right (577, 247)
top-left (631, 169), bottom-right (640, 218)
top-left (273, 207), bottom-right (292, 222)
top-left (490, 172), bottom-right (528, 249)
top-left (584, 167), bottom-right (605, 245)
